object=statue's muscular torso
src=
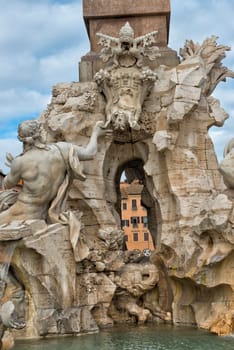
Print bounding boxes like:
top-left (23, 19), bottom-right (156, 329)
top-left (0, 143), bottom-right (71, 222)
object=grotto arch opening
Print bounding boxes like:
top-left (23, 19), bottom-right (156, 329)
top-left (118, 159), bottom-right (161, 250)
top-left (103, 142), bottom-right (162, 250)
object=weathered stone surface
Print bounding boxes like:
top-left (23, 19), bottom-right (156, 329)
top-left (210, 310), bottom-right (234, 336)
top-left (0, 220), bottom-right (46, 241)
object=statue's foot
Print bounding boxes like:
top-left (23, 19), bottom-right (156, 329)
top-left (138, 309), bottom-right (150, 324)
top-left (1, 330), bottom-right (15, 350)
top-left (164, 311), bottom-right (172, 321)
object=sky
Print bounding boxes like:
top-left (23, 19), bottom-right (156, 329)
top-left (0, 0), bottom-right (233, 173)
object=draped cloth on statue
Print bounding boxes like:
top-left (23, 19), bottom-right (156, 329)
top-left (47, 144), bottom-right (89, 262)
top-left (47, 144), bottom-right (86, 224)
top-left (0, 191), bottom-right (19, 213)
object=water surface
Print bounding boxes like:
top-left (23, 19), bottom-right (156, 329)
top-left (16, 324), bottom-right (234, 350)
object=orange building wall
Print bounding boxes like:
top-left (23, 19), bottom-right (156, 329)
top-left (120, 182), bottom-right (155, 252)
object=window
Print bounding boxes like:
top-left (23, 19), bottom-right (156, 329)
top-left (131, 216), bottom-right (140, 228)
top-left (144, 232), bottom-right (149, 241)
top-left (141, 216), bottom-right (148, 227)
top-left (132, 199), bottom-right (137, 210)
top-left (124, 235), bottom-right (128, 242)
top-left (121, 219), bottom-right (129, 227)
top-left (122, 202), bottom-right (127, 210)
top-left (133, 232), bottom-right (138, 241)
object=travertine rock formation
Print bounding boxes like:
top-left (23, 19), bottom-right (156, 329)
top-left (0, 20), bottom-right (234, 341)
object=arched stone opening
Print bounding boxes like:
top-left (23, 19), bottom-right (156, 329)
top-left (117, 159), bottom-right (161, 248)
top-left (103, 141), bottom-right (162, 248)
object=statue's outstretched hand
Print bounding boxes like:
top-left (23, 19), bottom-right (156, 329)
top-left (94, 121), bottom-right (113, 140)
top-left (5, 153), bottom-right (14, 168)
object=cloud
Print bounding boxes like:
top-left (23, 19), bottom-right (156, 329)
top-left (0, 0), bottom-right (86, 56)
top-left (170, 0), bottom-right (234, 51)
top-left (0, 0), bottom-right (89, 108)
top-left (0, 89), bottom-right (50, 122)
top-left (213, 83), bottom-right (234, 106)
top-left (38, 43), bottom-right (89, 87)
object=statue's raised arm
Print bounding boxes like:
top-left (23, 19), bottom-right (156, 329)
top-left (74, 121), bottom-right (111, 160)
top-left (0, 119), bottom-right (112, 224)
